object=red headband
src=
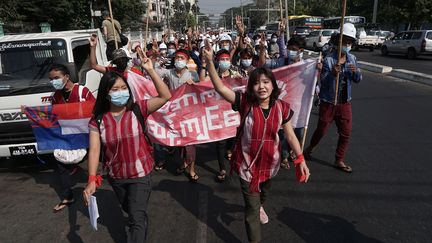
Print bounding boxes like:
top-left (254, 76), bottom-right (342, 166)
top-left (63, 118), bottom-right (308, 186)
top-left (176, 51), bottom-right (189, 59)
top-left (217, 53), bottom-right (231, 60)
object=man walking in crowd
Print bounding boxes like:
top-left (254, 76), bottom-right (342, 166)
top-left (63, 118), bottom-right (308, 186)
top-left (305, 23), bottom-right (362, 173)
top-left (49, 63), bottom-right (95, 212)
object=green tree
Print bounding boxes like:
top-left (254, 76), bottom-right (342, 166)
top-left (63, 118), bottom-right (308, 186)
top-left (170, 0), bottom-right (198, 31)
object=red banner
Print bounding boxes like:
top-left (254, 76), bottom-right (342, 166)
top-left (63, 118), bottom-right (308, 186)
top-left (125, 59), bottom-right (317, 146)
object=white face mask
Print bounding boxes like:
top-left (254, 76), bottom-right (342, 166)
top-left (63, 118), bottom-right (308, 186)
top-left (174, 60), bottom-right (187, 70)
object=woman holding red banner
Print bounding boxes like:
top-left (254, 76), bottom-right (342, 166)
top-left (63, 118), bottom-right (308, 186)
top-left (203, 42), bottom-right (310, 243)
top-left (83, 50), bottom-right (171, 243)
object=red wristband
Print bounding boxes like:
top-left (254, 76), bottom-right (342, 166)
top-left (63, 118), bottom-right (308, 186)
top-left (88, 175), bottom-right (103, 188)
top-left (293, 154), bottom-right (305, 165)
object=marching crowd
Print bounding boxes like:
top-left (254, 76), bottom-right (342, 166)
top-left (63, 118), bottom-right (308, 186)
top-left (47, 12), bottom-right (361, 243)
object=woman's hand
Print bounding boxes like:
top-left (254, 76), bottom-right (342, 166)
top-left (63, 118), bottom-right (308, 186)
top-left (202, 39), bottom-right (214, 63)
top-left (298, 161), bottom-right (310, 183)
top-left (138, 49), bottom-right (154, 71)
top-left (83, 182), bottom-right (97, 206)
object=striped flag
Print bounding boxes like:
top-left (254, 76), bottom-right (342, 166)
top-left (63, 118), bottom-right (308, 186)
top-left (24, 101), bottom-right (94, 151)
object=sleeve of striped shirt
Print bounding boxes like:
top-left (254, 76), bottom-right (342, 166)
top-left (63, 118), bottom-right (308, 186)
top-left (137, 99), bottom-right (149, 117)
top-left (88, 116), bottom-right (99, 133)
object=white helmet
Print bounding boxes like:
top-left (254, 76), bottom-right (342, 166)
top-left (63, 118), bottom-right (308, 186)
top-left (342, 23), bottom-right (357, 40)
top-left (219, 34), bottom-right (232, 42)
top-left (159, 42), bottom-right (167, 49)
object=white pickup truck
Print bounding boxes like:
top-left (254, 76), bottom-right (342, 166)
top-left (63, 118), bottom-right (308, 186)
top-left (353, 27), bottom-right (381, 51)
top-left (0, 29), bottom-right (106, 158)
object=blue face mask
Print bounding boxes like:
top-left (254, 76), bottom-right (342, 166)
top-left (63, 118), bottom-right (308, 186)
top-left (109, 90), bottom-right (130, 106)
top-left (218, 60), bottom-right (231, 71)
top-left (342, 45), bottom-right (352, 54)
top-left (241, 59), bottom-right (252, 67)
top-left (167, 48), bottom-right (176, 56)
top-left (288, 50), bottom-right (298, 59)
top-left (221, 45), bottom-right (230, 51)
top-left (51, 78), bottom-right (66, 90)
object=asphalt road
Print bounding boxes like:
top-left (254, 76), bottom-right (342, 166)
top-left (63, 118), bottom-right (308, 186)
top-left (351, 49), bottom-right (432, 75)
top-left (1, 71), bottom-right (432, 243)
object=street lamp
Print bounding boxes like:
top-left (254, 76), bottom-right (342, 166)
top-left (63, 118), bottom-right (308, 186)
top-left (196, 14), bottom-right (208, 32)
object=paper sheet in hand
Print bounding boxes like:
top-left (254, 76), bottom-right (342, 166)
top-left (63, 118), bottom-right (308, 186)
top-left (88, 195), bottom-right (99, 230)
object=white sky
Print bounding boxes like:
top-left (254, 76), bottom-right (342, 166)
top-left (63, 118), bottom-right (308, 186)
top-left (198, 0), bottom-right (255, 16)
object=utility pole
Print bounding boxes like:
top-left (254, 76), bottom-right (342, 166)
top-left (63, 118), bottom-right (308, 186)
top-left (285, 0), bottom-right (289, 40)
top-left (240, 0), bottom-right (244, 21)
top-left (231, 9), bottom-right (233, 30)
top-left (372, 0), bottom-right (378, 24)
top-left (267, 0), bottom-right (270, 23)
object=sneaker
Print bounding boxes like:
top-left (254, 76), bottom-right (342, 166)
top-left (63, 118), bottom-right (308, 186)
top-left (259, 206), bottom-right (269, 224)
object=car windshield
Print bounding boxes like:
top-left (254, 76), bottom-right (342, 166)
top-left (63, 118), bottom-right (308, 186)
top-left (0, 39), bottom-right (68, 97)
top-left (296, 27), bottom-right (311, 33)
top-left (322, 30), bottom-right (334, 36)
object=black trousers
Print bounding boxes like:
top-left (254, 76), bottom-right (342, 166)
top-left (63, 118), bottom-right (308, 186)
top-left (109, 175), bottom-right (152, 243)
top-left (55, 162), bottom-right (76, 201)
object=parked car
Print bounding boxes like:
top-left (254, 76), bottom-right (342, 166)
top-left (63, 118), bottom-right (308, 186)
top-left (381, 30), bottom-right (432, 59)
top-left (305, 29), bottom-right (338, 51)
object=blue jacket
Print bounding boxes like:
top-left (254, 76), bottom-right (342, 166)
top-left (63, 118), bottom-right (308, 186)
top-left (319, 51), bottom-right (362, 103)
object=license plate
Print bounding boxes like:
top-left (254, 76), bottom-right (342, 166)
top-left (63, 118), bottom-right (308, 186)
top-left (9, 145), bottom-right (36, 156)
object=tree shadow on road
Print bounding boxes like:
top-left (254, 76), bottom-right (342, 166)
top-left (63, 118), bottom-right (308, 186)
top-left (153, 179), bottom-right (244, 243)
top-left (277, 207), bottom-right (384, 243)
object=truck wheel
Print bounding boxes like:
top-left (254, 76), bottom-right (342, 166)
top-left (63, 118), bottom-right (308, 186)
top-left (407, 48), bottom-right (416, 59)
top-left (381, 46), bottom-right (388, 56)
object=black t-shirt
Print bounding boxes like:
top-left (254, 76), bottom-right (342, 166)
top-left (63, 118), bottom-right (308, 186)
top-left (232, 92), bottom-right (293, 125)
top-left (61, 89), bottom-right (71, 102)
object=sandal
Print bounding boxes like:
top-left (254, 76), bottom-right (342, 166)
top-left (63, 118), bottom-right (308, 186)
top-left (216, 170), bottom-right (227, 182)
top-left (280, 158), bottom-right (290, 169)
top-left (53, 199), bottom-right (75, 213)
top-left (188, 173), bottom-right (199, 183)
top-left (334, 163), bottom-right (353, 173)
top-left (226, 150), bottom-right (232, 161)
top-left (176, 163), bottom-right (189, 174)
top-left (154, 162), bottom-right (165, 172)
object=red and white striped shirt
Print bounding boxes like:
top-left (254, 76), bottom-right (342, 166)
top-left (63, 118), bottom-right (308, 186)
top-left (89, 100), bottom-right (154, 179)
top-left (231, 92), bottom-right (292, 192)
top-left (52, 84), bottom-right (95, 104)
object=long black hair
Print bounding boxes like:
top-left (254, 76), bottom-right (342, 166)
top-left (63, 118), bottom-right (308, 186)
top-left (92, 71), bottom-right (134, 118)
top-left (246, 67), bottom-right (280, 107)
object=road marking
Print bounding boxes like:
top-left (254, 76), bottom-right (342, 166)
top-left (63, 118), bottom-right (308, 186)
top-left (196, 191), bottom-right (208, 243)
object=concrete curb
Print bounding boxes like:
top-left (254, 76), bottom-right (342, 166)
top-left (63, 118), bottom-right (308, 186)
top-left (358, 61), bottom-right (392, 73)
top-left (389, 69), bottom-right (432, 86)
